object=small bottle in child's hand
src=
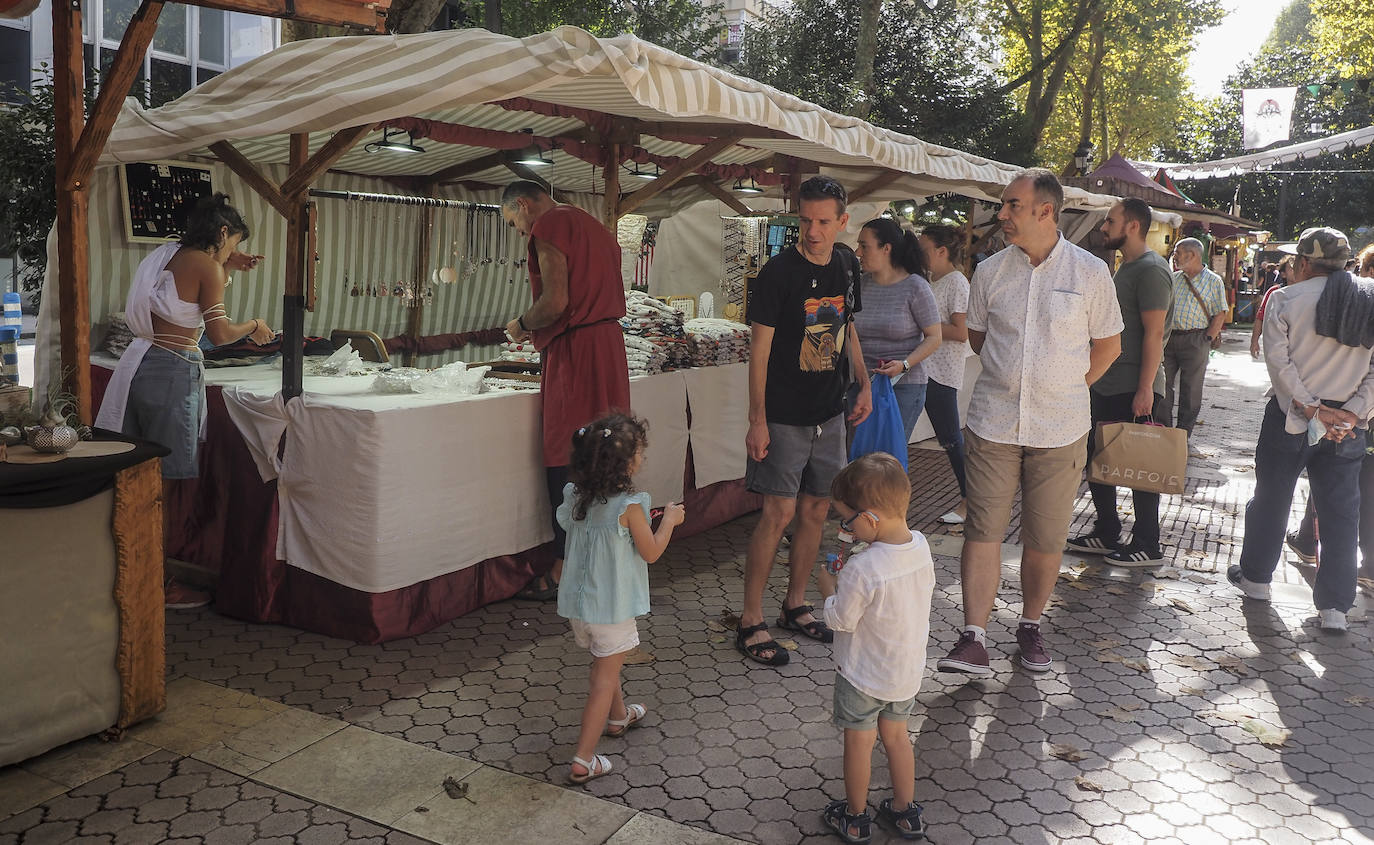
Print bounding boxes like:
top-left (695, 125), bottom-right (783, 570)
top-left (824, 552), bottom-right (845, 576)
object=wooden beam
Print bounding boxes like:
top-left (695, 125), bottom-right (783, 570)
top-left (618, 135), bottom-right (742, 217)
top-left (279, 123), bottom-right (375, 199)
top-left (603, 142), bottom-right (621, 230)
top-left (281, 134), bottom-right (309, 399)
top-left (182, 0), bottom-right (387, 31)
top-left (66, 0), bottom-right (163, 191)
top-left (54, 0), bottom-right (91, 422)
top-left (431, 150), bottom-right (509, 184)
top-left (848, 169), bottom-right (903, 203)
top-left (209, 140), bottom-right (292, 218)
top-left (698, 178), bottom-right (755, 216)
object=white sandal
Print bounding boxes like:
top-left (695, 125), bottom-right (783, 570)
top-left (604, 703), bottom-right (647, 737)
top-left (568, 753), bottom-right (612, 784)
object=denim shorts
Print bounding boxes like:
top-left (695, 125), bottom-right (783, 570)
top-left (833, 673), bottom-right (916, 730)
top-left (745, 414), bottom-right (846, 499)
top-left (124, 345), bottom-right (203, 479)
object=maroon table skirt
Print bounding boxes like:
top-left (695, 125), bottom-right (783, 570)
top-left (92, 365), bottom-right (760, 643)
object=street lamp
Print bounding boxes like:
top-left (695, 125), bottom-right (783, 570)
top-left (1073, 141), bottom-right (1096, 176)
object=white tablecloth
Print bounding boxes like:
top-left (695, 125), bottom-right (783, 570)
top-left (160, 361), bottom-right (736, 594)
top-left (684, 363), bottom-right (749, 488)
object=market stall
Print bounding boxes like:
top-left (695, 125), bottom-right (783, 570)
top-left (37, 26), bottom-right (1168, 641)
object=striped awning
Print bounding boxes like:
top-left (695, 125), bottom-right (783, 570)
top-left (99, 26), bottom-right (1064, 212)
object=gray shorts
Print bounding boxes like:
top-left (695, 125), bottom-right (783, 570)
top-left (833, 673), bottom-right (916, 730)
top-left (745, 414), bottom-right (846, 499)
top-left (124, 345), bottom-right (203, 479)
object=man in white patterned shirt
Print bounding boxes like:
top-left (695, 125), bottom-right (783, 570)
top-left (936, 169), bottom-right (1122, 677)
top-left (1163, 237), bottom-right (1228, 451)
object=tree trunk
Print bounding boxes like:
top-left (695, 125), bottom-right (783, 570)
top-left (847, 0), bottom-right (883, 118)
top-left (1063, 10), bottom-right (1106, 175)
top-left (1004, 0), bottom-right (1100, 148)
top-left (485, 0), bottom-right (501, 33)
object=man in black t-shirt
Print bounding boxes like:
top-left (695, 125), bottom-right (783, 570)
top-left (735, 176), bottom-right (873, 668)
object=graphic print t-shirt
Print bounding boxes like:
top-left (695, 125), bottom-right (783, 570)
top-left (749, 246), bottom-right (861, 426)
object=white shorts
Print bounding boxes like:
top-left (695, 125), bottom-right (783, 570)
top-left (570, 618), bottom-right (640, 658)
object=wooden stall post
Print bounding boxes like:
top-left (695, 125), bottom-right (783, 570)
top-left (603, 142), bottom-right (621, 231)
top-left (281, 134), bottom-right (309, 399)
top-left (52, 0), bottom-right (90, 421)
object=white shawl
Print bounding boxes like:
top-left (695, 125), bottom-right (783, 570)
top-left (95, 243), bottom-right (207, 438)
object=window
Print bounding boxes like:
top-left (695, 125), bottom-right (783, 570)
top-left (0, 24), bottom-right (30, 102)
top-left (198, 9), bottom-right (225, 66)
top-left (150, 58), bottom-right (190, 106)
top-left (152, 3), bottom-right (187, 57)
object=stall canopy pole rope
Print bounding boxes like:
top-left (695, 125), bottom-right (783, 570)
top-left (308, 188), bottom-right (500, 211)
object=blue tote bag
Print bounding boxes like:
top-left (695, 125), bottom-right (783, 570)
top-left (849, 374), bottom-right (908, 471)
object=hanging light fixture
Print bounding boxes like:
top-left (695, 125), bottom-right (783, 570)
top-left (514, 128), bottom-right (553, 167)
top-left (733, 176), bottom-right (764, 194)
top-left (365, 127), bottom-right (426, 154)
top-left (625, 161), bottom-right (659, 180)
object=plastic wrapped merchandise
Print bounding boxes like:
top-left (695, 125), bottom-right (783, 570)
top-left (317, 343), bottom-right (368, 376)
top-left (372, 362), bottom-right (489, 395)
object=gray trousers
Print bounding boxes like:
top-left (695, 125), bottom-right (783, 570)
top-left (1163, 329), bottom-right (1210, 435)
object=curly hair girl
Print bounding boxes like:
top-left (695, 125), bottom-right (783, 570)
top-left (568, 412), bottom-right (650, 521)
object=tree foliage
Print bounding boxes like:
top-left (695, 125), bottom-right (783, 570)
top-left (994, 0), bottom-right (1223, 169)
top-left (488, 0), bottom-right (727, 63)
top-left (735, 0), bottom-right (1035, 163)
top-left (1161, 0), bottom-right (1374, 242)
top-left (1310, 0), bottom-right (1374, 77)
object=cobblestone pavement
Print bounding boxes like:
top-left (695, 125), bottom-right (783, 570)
top-left (5, 335), bottom-right (1374, 844)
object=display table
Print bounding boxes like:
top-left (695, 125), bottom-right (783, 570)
top-left (90, 360), bottom-right (759, 643)
top-left (0, 433), bottom-right (169, 766)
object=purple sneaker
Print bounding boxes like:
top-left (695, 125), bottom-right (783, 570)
top-left (1016, 622), bottom-right (1052, 672)
top-left (936, 631), bottom-right (993, 676)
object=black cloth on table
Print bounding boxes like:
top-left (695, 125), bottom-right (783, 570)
top-left (0, 429), bottom-right (170, 509)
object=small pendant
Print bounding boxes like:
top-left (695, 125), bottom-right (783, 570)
top-left (811, 278), bottom-right (818, 289)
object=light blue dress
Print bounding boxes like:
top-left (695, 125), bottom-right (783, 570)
top-left (556, 483), bottom-right (652, 625)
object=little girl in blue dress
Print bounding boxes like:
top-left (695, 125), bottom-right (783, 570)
top-left (557, 412), bottom-right (685, 784)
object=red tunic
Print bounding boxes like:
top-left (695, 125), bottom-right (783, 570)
top-left (528, 205), bottom-right (630, 466)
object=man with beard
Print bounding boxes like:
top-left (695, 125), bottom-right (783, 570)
top-left (1066, 198), bottom-right (1174, 565)
top-left (936, 169), bottom-right (1122, 676)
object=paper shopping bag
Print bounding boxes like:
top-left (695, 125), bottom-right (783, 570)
top-left (1087, 421), bottom-right (1187, 495)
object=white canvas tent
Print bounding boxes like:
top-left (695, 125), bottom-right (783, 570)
top-left (39, 25), bottom-right (1138, 398)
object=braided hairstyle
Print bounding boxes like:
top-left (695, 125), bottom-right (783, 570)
top-left (568, 412), bottom-right (649, 521)
top-left (179, 193), bottom-right (250, 252)
top-left (861, 217), bottom-right (925, 278)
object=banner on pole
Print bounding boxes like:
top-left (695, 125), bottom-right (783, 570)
top-left (1242, 87), bottom-right (1298, 150)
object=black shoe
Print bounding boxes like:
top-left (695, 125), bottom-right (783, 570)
top-left (1065, 533), bottom-right (1118, 555)
top-left (1285, 532), bottom-right (1317, 565)
top-left (1105, 544), bottom-right (1166, 567)
top-left (822, 799), bottom-right (872, 843)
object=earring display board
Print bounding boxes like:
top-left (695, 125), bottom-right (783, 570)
top-left (765, 215), bottom-right (799, 259)
top-left (118, 160), bottom-right (215, 245)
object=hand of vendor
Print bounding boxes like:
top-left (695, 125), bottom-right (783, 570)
top-left (746, 420), bottom-right (770, 462)
top-left (847, 380), bottom-right (873, 426)
top-left (247, 318), bottom-right (275, 345)
top-left (226, 251), bottom-right (265, 272)
top-left (873, 358), bottom-right (906, 379)
top-left (505, 316), bottom-right (531, 343)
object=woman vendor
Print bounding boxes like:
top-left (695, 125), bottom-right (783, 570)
top-left (96, 193), bottom-right (274, 608)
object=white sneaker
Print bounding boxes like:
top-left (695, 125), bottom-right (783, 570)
top-left (1227, 565), bottom-right (1271, 601)
top-left (938, 510), bottom-right (965, 525)
top-left (1318, 609), bottom-right (1348, 632)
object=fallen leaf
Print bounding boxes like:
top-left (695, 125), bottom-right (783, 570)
top-left (1171, 654), bottom-right (1212, 671)
top-left (622, 647), bottom-right (656, 664)
top-left (1184, 550), bottom-right (1208, 559)
top-left (777, 638), bottom-right (799, 651)
top-left (1180, 685), bottom-right (1207, 696)
top-left (1097, 652), bottom-right (1149, 672)
top-left (442, 776), bottom-right (469, 800)
top-left (1242, 720), bottom-right (1291, 748)
top-left (1049, 743), bottom-right (1088, 762)
top-left (1063, 579), bottom-right (1095, 591)
top-left (1169, 598), bottom-right (1195, 614)
top-left (1074, 776), bottom-right (1104, 792)
top-left (1087, 638), bottom-right (1122, 650)
top-left (1105, 586), bottom-right (1127, 596)
top-left (1101, 706), bottom-right (1137, 723)
top-left (710, 636), bottom-right (726, 644)
top-left (1215, 655), bottom-right (1250, 676)
top-left (717, 613), bottom-right (740, 630)
top-left (705, 620), bottom-right (727, 633)
top-left (1152, 566), bottom-right (1183, 580)
top-left (1199, 709), bottom-right (1257, 726)
top-left (1345, 695), bottom-right (1371, 706)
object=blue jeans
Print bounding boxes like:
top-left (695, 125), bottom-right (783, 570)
top-left (1239, 398), bottom-right (1365, 611)
top-left (923, 379), bottom-right (966, 497)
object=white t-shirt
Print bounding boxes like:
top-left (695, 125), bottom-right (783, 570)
top-left (821, 532), bottom-right (935, 702)
top-left (923, 270), bottom-right (971, 390)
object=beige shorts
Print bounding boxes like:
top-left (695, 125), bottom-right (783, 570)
top-left (570, 617), bottom-right (640, 658)
top-left (964, 429), bottom-right (1088, 553)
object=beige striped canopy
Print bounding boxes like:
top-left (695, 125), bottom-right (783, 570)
top-left (98, 25), bottom-right (1115, 210)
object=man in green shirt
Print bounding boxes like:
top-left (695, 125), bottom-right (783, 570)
top-left (1067, 198), bottom-right (1174, 565)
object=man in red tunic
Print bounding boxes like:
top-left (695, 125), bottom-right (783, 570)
top-left (502, 181), bottom-right (631, 599)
